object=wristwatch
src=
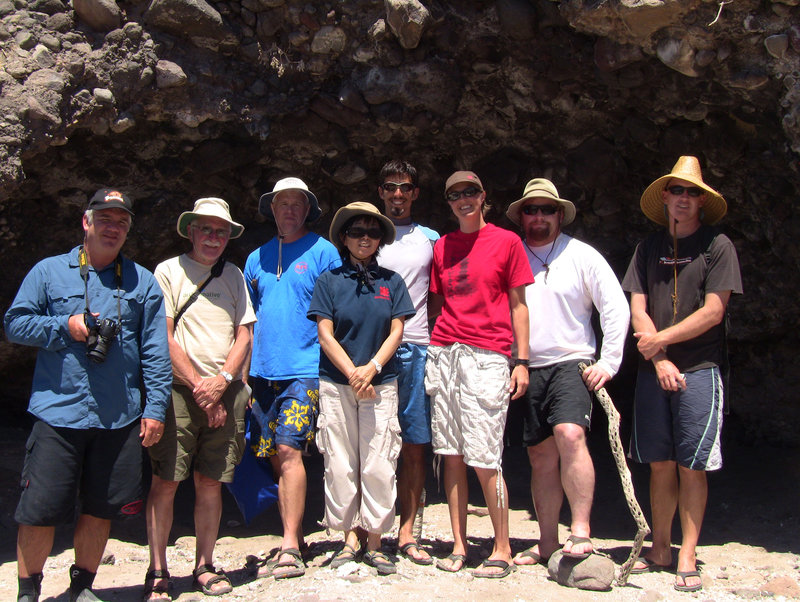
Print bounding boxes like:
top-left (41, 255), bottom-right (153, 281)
top-left (370, 358), bottom-right (382, 373)
top-left (219, 370), bottom-right (233, 383)
top-left (513, 358), bottom-right (529, 367)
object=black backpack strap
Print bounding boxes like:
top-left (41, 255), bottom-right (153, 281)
top-left (173, 258), bottom-right (225, 327)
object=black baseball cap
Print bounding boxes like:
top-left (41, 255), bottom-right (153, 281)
top-left (87, 188), bottom-right (134, 216)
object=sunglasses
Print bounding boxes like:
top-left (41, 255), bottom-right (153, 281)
top-left (666, 185), bottom-right (704, 197)
top-left (345, 227), bottom-right (383, 240)
top-left (445, 187), bottom-right (482, 202)
top-left (381, 182), bottom-right (415, 193)
top-left (521, 205), bottom-right (559, 216)
top-left (192, 224), bottom-right (231, 238)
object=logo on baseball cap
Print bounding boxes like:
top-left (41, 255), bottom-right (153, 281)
top-left (87, 188), bottom-right (134, 216)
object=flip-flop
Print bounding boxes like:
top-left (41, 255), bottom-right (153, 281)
top-left (363, 550), bottom-right (397, 575)
top-left (562, 535), bottom-right (593, 559)
top-left (435, 553), bottom-right (467, 573)
top-left (398, 542), bottom-right (434, 566)
top-left (272, 548), bottom-right (306, 580)
top-left (473, 558), bottom-right (515, 579)
top-left (630, 557), bottom-right (671, 574)
top-left (674, 570), bottom-right (703, 592)
top-left (330, 543), bottom-right (361, 568)
top-left (513, 546), bottom-right (550, 566)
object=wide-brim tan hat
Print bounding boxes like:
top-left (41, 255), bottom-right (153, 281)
top-left (328, 201), bottom-right (396, 252)
top-left (258, 177), bottom-right (322, 222)
top-left (506, 178), bottom-right (576, 226)
top-left (640, 156), bottom-right (727, 225)
top-left (177, 197), bottom-right (244, 239)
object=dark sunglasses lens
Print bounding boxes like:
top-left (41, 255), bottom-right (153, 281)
top-left (523, 205), bottom-right (558, 215)
top-left (347, 227), bottom-right (382, 239)
top-left (382, 183), bottom-right (414, 193)
top-left (446, 187), bottom-right (480, 202)
top-left (668, 186), bottom-right (703, 197)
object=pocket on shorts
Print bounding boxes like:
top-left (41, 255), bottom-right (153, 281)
top-left (463, 355), bottom-right (510, 411)
top-left (381, 416), bottom-right (403, 461)
top-left (315, 413), bottom-right (329, 456)
top-left (424, 347), bottom-right (442, 397)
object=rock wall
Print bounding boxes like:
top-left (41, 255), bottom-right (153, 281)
top-left (0, 0), bottom-right (798, 442)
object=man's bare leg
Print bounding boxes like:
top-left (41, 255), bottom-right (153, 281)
top-left (145, 475), bottom-right (179, 596)
top-left (440, 454), bottom-right (468, 571)
top-left (473, 466), bottom-right (512, 575)
top-left (397, 442), bottom-right (430, 562)
top-left (675, 466), bottom-right (707, 590)
top-left (632, 460), bottom-right (678, 571)
top-left (268, 444), bottom-right (306, 576)
top-left (17, 525), bottom-right (55, 578)
top-left (193, 472), bottom-right (227, 592)
top-left (516, 437), bottom-right (562, 565)
top-left (73, 514), bottom-right (111, 573)
top-left (554, 423), bottom-right (594, 556)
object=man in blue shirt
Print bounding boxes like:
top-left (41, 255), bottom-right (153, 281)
top-left (5, 189), bottom-right (172, 602)
top-left (244, 177), bottom-right (340, 579)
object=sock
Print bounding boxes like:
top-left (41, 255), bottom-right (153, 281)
top-left (68, 565), bottom-right (96, 595)
top-left (17, 573), bottom-right (43, 601)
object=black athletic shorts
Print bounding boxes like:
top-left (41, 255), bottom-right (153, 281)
top-left (505, 360), bottom-right (592, 447)
top-left (15, 419), bottom-right (144, 526)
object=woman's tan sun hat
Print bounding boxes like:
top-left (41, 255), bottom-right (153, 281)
top-left (328, 201), bottom-right (396, 252)
top-left (506, 178), bottom-right (576, 226)
top-left (640, 156), bottom-right (727, 226)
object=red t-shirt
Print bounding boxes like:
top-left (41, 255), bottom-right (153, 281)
top-left (430, 223), bottom-right (534, 356)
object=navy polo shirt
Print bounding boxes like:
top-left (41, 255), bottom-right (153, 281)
top-left (308, 260), bottom-right (415, 385)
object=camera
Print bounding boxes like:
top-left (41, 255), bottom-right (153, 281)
top-left (86, 317), bottom-right (120, 364)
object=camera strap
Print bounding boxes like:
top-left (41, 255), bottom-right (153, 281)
top-left (79, 246), bottom-right (122, 325)
top-left (173, 257), bottom-right (225, 327)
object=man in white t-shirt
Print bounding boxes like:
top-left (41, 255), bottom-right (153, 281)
top-left (505, 178), bottom-right (629, 566)
top-left (145, 198), bottom-right (256, 599)
top-left (376, 160), bottom-right (439, 565)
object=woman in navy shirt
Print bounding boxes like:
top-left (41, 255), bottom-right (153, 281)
top-left (308, 202), bottom-right (414, 575)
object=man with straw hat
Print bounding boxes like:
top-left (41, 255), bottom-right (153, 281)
top-left (622, 156), bottom-right (742, 593)
top-left (146, 197), bottom-right (255, 598)
top-left (244, 177), bottom-right (340, 579)
top-left (504, 178), bottom-right (629, 566)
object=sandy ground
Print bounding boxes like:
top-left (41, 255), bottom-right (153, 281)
top-left (1, 421), bottom-right (799, 601)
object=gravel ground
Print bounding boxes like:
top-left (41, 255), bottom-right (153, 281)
top-left (1, 422), bottom-right (798, 601)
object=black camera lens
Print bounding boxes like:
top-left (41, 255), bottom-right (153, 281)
top-left (86, 318), bottom-right (120, 363)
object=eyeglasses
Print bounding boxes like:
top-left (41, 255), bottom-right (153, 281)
top-left (193, 225), bottom-right (230, 239)
top-left (345, 227), bottom-right (383, 240)
top-left (445, 187), bottom-right (482, 202)
top-left (666, 185), bottom-right (704, 197)
top-left (521, 205), bottom-right (559, 216)
top-left (381, 182), bottom-right (415, 194)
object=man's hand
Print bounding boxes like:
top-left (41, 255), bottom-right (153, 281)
top-left (509, 364), bottom-right (529, 400)
top-left (582, 364), bottom-right (611, 392)
top-left (140, 418), bottom-right (165, 447)
top-left (193, 375), bottom-right (227, 408)
top-left (634, 331), bottom-right (665, 361)
top-left (203, 402), bottom-right (227, 428)
top-left (654, 357), bottom-right (686, 392)
top-left (68, 313), bottom-right (92, 342)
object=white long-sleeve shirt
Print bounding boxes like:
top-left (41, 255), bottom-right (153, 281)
top-left (524, 234), bottom-right (629, 377)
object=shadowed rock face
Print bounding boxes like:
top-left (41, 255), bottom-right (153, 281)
top-left (0, 0), bottom-right (798, 442)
